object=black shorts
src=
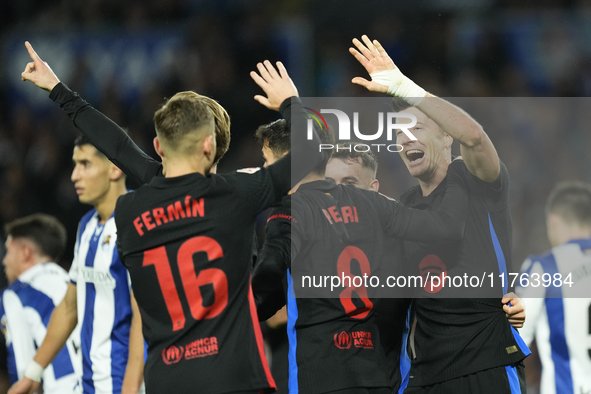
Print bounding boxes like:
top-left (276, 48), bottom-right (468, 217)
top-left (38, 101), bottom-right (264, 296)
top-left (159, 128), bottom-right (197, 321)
top-left (403, 362), bottom-right (526, 394)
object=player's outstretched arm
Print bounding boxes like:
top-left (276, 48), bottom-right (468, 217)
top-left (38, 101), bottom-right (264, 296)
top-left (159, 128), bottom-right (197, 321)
top-left (8, 283), bottom-right (78, 394)
top-left (250, 61), bottom-right (323, 191)
top-left (375, 160), bottom-right (467, 242)
top-left (21, 42), bottom-right (161, 185)
top-left (350, 35), bottom-right (500, 183)
top-left (252, 211), bottom-right (290, 320)
top-left (416, 95), bottom-right (500, 183)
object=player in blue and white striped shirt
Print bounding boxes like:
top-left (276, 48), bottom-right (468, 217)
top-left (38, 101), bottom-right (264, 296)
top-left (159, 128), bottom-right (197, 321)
top-left (1, 214), bottom-right (80, 394)
top-left (8, 137), bottom-right (145, 394)
top-left (517, 181), bottom-right (591, 394)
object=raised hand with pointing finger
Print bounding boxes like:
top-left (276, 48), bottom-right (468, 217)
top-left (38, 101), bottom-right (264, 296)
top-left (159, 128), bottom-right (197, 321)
top-left (21, 41), bottom-right (61, 92)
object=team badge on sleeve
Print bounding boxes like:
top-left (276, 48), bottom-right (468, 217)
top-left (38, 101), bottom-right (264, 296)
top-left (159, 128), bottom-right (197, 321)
top-left (236, 167), bottom-right (261, 174)
top-left (379, 192), bottom-right (396, 201)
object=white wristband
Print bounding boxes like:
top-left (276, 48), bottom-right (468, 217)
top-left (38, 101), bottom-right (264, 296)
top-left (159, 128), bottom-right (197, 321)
top-left (370, 69), bottom-right (426, 106)
top-left (24, 360), bottom-right (44, 382)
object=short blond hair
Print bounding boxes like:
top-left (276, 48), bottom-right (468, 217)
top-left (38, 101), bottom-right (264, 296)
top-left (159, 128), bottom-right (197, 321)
top-left (193, 93), bottom-right (231, 166)
top-left (154, 91), bottom-right (215, 155)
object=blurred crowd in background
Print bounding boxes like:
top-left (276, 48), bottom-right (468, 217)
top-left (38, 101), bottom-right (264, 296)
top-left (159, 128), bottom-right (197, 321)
top-left (2, 0), bottom-right (591, 392)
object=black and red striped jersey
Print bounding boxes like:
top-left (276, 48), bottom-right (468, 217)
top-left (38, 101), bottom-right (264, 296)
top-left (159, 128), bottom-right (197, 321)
top-left (372, 231), bottom-right (412, 391)
top-left (375, 297), bottom-right (412, 391)
top-left (288, 181), bottom-right (391, 393)
top-left (253, 163), bottom-right (468, 393)
top-left (49, 82), bottom-right (323, 393)
top-left (116, 169), bottom-right (287, 394)
top-left (400, 160), bottom-right (531, 387)
top-left (254, 195), bottom-right (291, 322)
top-left (254, 196), bottom-right (413, 392)
top-left (112, 115), bottom-right (321, 393)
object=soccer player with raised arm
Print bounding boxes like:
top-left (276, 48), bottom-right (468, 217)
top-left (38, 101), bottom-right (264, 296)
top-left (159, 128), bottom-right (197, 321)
top-left (325, 145), bottom-right (526, 392)
top-left (252, 118), bottom-right (473, 393)
top-left (325, 145), bottom-right (411, 393)
top-left (517, 181), bottom-right (591, 394)
top-left (21, 44), bottom-right (231, 188)
top-left (20, 40), bottom-right (324, 393)
top-left (252, 119), bottom-right (291, 394)
top-left (1, 214), bottom-right (80, 394)
top-left (350, 35), bottom-right (529, 393)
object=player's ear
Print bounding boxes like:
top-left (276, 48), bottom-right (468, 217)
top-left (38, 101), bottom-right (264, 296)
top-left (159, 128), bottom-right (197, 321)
top-left (546, 212), bottom-right (563, 247)
top-left (109, 164), bottom-right (124, 182)
top-left (369, 179), bottom-right (379, 192)
top-left (443, 132), bottom-right (453, 149)
top-left (21, 241), bottom-right (35, 264)
top-left (202, 135), bottom-right (214, 161)
top-left (153, 137), bottom-right (165, 159)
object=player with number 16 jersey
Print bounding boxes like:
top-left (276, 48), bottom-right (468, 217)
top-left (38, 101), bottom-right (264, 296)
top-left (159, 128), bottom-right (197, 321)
top-left (19, 40), bottom-right (313, 393)
top-left (115, 70), bottom-right (322, 393)
top-left (116, 169), bottom-right (280, 393)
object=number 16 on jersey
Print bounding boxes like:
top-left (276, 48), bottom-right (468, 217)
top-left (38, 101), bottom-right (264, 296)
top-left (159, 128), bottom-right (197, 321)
top-left (143, 236), bottom-right (229, 331)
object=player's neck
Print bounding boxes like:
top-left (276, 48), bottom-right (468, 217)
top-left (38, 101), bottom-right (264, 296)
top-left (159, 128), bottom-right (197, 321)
top-left (28, 257), bottom-right (50, 271)
top-left (555, 227), bottom-right (591, 247)
top-left (95, 184), bottom-right (126, 224)
top-left (163, 158), bottom-right (211, 178)
top-left (17, 255), bottom-right (52, 280)
top-left (292, 172), bottom-right (324, 192)
top-left (417, 164), bottom-right (449, 197)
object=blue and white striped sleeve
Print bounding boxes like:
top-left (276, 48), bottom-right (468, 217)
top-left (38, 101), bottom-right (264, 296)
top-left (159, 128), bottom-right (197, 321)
top-left (516, 257), bottom-right (546, 346)
top-left (69, 226), bottom-right (82, 285)
top-left (2, 290), bottom-right (36, 383)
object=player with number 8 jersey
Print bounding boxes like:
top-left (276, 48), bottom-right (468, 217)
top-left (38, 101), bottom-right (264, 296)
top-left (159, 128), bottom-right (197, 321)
top-left (254, 159), bottom-right (470, 393)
